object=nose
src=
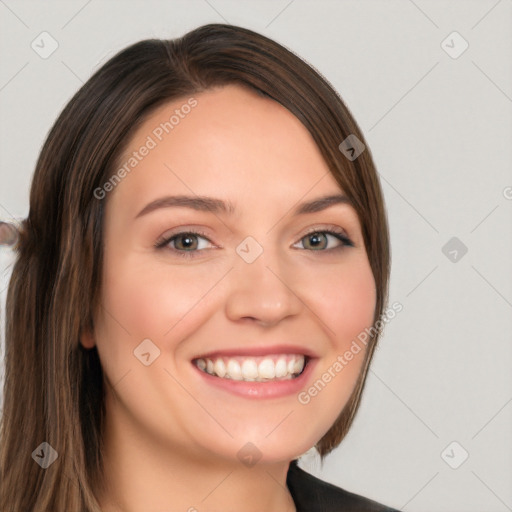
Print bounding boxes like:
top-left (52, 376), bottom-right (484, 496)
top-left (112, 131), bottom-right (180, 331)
top-left (224, 246), bottom-right (303, 327)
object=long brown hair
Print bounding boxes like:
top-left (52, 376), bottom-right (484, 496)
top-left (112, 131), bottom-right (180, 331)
top-left (0, 23), bottom-right (390, 511)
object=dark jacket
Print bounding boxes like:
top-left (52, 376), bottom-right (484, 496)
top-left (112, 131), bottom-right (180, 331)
top-left (287, 460), bottom-right (401, 511)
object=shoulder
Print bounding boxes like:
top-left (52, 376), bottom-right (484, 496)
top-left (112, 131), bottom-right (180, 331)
top-left (286, 460), bottom-right (401, 512)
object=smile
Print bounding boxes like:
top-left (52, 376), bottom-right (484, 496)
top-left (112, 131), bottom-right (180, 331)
top-left (193, 354), bottom-right (307, 382)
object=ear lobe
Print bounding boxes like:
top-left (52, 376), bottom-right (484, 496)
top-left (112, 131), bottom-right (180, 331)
top-left (80, 327), bottom-right (96, 349)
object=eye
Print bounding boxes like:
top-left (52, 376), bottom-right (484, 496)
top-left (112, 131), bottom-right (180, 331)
top-left (293, 228), bottom-right (354, 252)
top-left (154, 227), bottom-right (354, 259)
top-left (154, 230), bottom-right (214, 258)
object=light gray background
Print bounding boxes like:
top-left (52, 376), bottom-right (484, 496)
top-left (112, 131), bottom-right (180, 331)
top-left (1, 1), bottom-right (511, 511)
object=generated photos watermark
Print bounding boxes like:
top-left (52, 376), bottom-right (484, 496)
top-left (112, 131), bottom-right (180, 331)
top-left (93, 97), bottom-right (198, 200)
top-left (298, 301), bottom-right (403, 405)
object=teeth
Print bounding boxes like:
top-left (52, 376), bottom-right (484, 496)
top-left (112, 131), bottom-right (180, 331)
top-left (241, 359), bottom-right (259, 379)
top-left (227, 359), bottom-right (242, 380)
top-left (275, 358), bottom-right (288, 378)
top-left (194, 354), bottom-right (307, 382)
top-left (214, 358), bottom-right (226, 378)
top-left (293, 358), bottom-right (303, 374)
top-left (258, 358), bottom-right (275, 379)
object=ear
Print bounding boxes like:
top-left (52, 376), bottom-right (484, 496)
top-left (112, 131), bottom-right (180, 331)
top-left (80, 326), bottom-right (96, 349)
top-left (0, 221), bottom-right (19, 246)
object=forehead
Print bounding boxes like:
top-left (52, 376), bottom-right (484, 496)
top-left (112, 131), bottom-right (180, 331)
top-left (110, 84), bottom-right (346, 211)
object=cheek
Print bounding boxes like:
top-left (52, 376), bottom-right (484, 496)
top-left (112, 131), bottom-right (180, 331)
top-left (304, 255), bottom-right (377, 348)
top-left (98, 252), bottom-right (224, 345)
top-left (294, 256), bottom-right (376, 434)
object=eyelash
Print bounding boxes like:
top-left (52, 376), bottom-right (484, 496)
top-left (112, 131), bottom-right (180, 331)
top-left (154, 227), bottom-right (354, 259)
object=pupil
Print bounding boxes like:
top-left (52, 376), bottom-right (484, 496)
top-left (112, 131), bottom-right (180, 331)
top-left (181, 235), bottom-right (195, 249)
top-left (309, 233), bottom-right (325, 249)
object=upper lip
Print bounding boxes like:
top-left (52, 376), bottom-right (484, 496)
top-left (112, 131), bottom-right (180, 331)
top-left (192, 345), bottom-right (319, 360)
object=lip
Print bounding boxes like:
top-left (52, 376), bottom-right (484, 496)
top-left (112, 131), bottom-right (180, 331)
top-left (192, 344), bottom-right (319, 360)
top-left (192, 356), bottom-right (318, 399)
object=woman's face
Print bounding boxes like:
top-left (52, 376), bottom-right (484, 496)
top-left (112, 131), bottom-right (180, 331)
top-left (83, 84), bottom-right (376, 465)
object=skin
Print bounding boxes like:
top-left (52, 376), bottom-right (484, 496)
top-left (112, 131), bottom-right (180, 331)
top-left (81, 83), bottom-right (376, 512)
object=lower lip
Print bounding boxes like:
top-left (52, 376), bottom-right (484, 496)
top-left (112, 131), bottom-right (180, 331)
top-left (192, 358), bottom-right (317, 399)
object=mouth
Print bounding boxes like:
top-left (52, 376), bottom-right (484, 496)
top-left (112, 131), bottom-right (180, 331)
top-left (192, 353), bottom-right (311, 383)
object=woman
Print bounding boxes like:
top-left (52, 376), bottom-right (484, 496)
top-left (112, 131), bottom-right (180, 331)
top-left (0, 23), bottom-right (399, 511)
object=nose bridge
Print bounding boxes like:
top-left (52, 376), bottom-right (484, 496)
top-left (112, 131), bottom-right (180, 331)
top-left (224, 234), bottom-right (302, 324)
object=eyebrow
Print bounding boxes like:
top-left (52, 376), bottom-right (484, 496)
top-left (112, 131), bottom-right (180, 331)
top-left (134, 193), bottom-right (353, 219)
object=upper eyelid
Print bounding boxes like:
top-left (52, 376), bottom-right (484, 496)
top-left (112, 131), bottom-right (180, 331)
top-left (160, 224), bottom-right (350, 238)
